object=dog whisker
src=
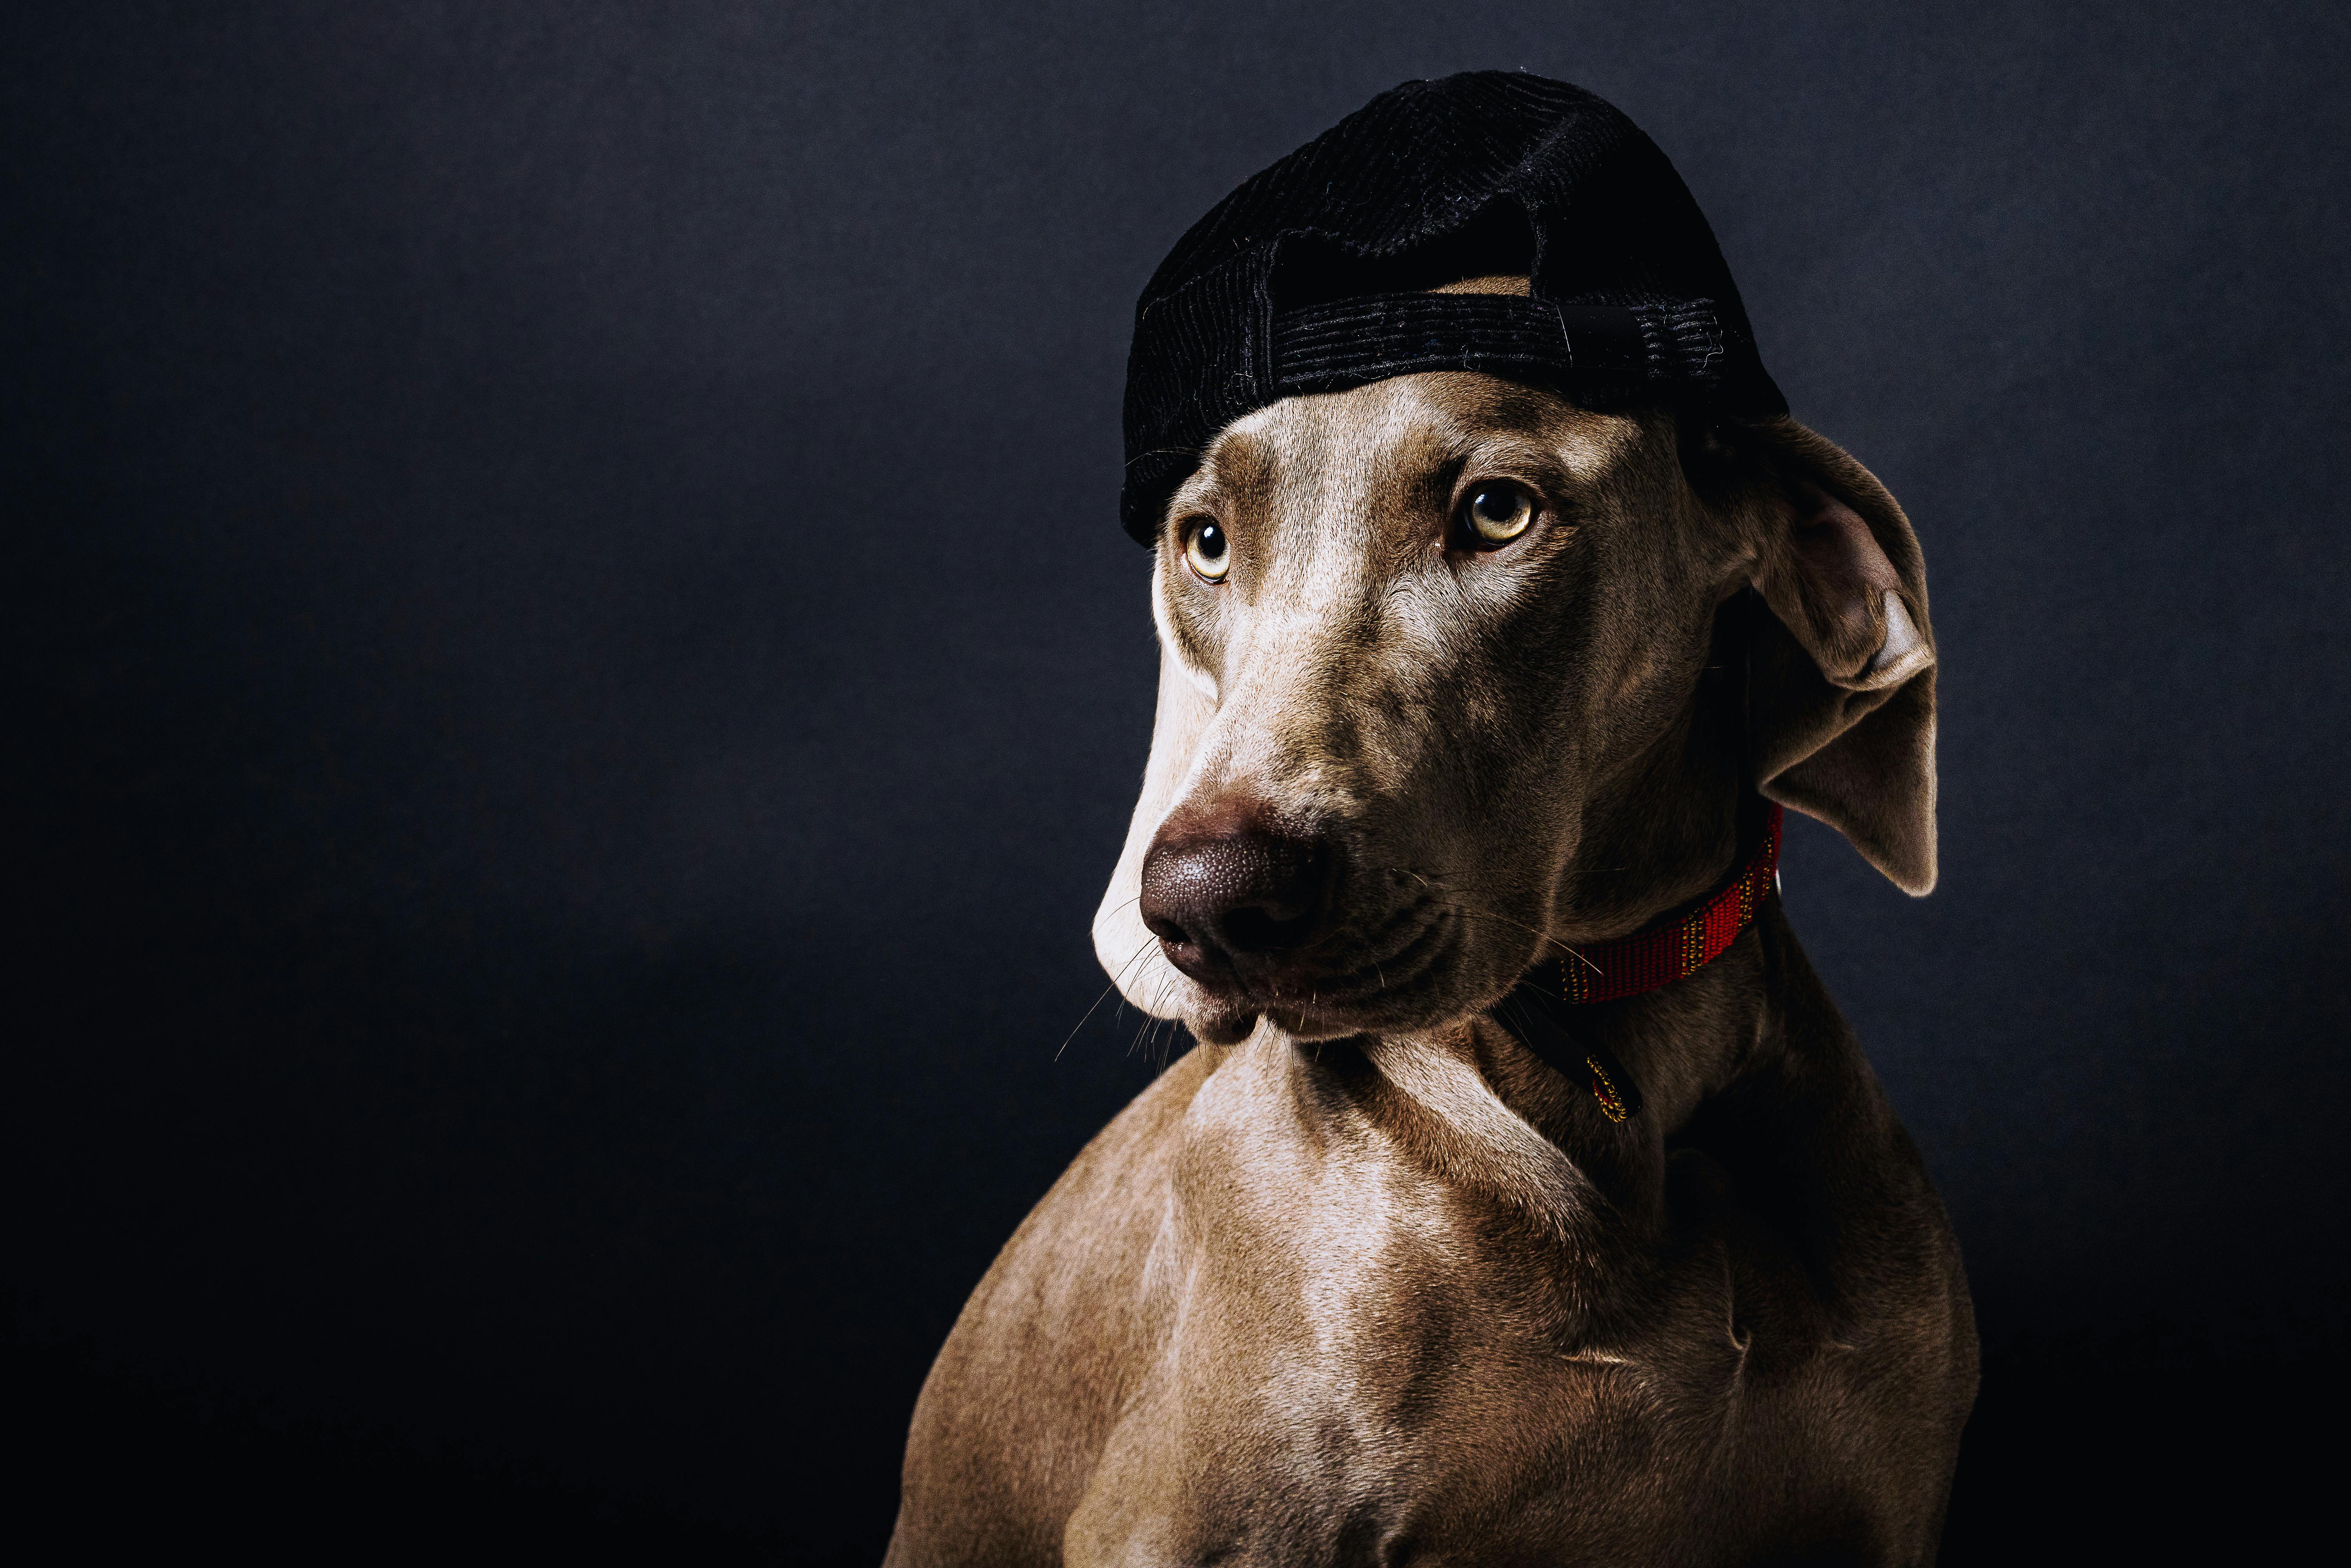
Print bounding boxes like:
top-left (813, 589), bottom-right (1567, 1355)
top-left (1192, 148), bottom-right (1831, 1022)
top-left (1145, 966), bottom-right (1175, 1047)
top-left (1062, 931), bottom-right (1171, 1063)
top-left (1134, 968), bottom-right (1183, 1065)
top-left (1071, 933), bottom-right (1165, 1058)
top-left (1054, 981), bottom-right (1122, 1064)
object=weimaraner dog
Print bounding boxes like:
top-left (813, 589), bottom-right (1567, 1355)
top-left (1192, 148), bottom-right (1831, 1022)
top-left (888, 274), bottom-right (1975, 1565)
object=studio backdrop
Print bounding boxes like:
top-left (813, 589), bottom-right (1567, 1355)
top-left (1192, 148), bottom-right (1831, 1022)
top-left (6, 2), bottom-right (2345, 1559)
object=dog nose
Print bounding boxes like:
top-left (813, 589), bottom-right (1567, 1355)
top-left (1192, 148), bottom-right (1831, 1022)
top-left (1139, 808), bottom-right (1337, 976)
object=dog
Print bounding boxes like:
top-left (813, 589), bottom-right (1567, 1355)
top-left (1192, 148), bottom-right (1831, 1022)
top-left (886, 273), bottom-right (1977, 1566)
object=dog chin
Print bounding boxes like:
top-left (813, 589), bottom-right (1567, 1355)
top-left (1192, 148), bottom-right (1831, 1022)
top-left (1185, 1010), bottom-right (1262, 1047)
top-left (1186, 989), bottom-right (1473, 1047)
top-left (1180, 1009), bottom-right (1355, 1047)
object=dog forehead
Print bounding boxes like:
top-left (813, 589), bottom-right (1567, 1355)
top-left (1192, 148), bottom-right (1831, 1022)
top-left (1204, 375), bottom-right (1637, 504)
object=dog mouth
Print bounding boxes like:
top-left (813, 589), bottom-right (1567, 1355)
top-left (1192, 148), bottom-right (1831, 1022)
top-left (1185, 903), bottom-right (1466, 1041)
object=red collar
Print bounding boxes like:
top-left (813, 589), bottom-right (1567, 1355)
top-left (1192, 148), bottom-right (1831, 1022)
top-left (1552, 802), bottom-right (1783, 1006)
top-left (1492, 802), bottom-right (1783, 1122)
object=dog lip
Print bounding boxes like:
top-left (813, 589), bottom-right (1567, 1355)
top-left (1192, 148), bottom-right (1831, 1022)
top-left (1291, 907), bottom-right (1456, 1005)
top-left (1181, 907), bottom-right (1460, 1033)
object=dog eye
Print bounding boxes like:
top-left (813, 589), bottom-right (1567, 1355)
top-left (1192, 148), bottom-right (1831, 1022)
top-left (1182, 519), bottom-right (1231, 582)
top-left (1459, 482), bottom-right (1536, 546)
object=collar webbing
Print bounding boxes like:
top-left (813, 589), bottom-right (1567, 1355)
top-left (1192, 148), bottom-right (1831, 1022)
top-left (1551, 802), bottom-right (1783, 1007)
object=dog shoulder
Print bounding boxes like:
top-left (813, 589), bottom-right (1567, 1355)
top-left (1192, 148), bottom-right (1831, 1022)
top-left (886, 1044), bottom-right (1221, 1566)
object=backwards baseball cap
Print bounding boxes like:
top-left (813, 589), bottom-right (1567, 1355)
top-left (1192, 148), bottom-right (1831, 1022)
top-left (1118, 71), bottom-right (1786, 543)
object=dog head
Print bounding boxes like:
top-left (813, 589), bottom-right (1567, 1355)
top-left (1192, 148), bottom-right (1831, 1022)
top-left (1094, 291), bottom-right (1935, 1045)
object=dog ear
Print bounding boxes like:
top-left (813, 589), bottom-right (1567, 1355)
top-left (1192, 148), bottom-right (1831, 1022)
top-left (1093, 642), bottom-right (1215, 1013)
top-left (1734, 418), bottom-right (1939, 895)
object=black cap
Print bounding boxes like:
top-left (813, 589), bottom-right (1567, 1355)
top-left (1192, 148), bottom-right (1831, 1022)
top-left (1118, 71), bottom-right (1786, 543)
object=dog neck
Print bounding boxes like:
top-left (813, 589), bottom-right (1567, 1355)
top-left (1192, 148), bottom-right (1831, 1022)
top-left (1329, 653), bottom-right (1783, 1240)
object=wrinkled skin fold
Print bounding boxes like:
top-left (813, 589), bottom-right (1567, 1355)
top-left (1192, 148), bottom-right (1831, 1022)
top-left (888, 368), bottom-right (1975, 1567)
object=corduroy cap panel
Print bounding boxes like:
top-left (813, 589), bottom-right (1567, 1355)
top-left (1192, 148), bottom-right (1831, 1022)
top-left (1118, 71), bottom-right (1786, 543)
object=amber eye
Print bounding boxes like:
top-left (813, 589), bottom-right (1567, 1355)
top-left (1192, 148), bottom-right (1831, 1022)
top-left (1182, 519), bottom-right (1230, 582)
top-left (1459, 481), bottom-right (1536, 546)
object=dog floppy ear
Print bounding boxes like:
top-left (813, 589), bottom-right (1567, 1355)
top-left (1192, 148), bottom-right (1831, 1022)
top-left (1093, 642), bottom-right (1216, 1012)
top-left (1735, 417), bottom-right (1939, 895)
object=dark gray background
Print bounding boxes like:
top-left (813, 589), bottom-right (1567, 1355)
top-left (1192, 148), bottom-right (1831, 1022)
top-left (7, 1), bottom-right (2345, 1559)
